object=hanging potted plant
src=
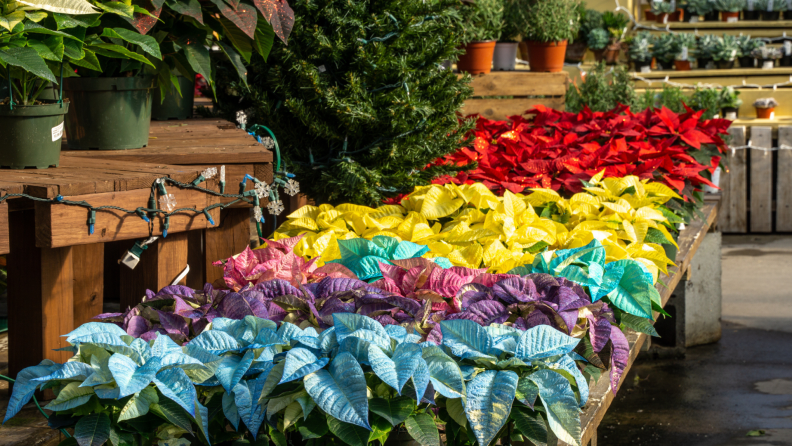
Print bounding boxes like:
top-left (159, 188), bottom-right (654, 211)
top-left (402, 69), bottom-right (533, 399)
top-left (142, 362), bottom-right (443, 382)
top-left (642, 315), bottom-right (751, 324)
top-left (628, 32), bottom-right (653, 71)
top-left (686, 0), bottom-right (715, 21)
top-left (601, 11), bottom-right (628, 65)
top-left (523, 0), bottom-right (580, 73)
top-left (737, 36), bottom-right (764, 67)
top-left (713, 34), bottom-right (740, 68)
top-left (652, 33), bottom-right (675, 70)
top-left (714, 0), bottom-right (747, 21)
top-left (493, 0), bottom-right (526, 70)
top-left (671, 33), bottom-right (696, 70)
top-left (458, 0), bottom-right (503, 74)
top-left (753, 97), bottom-right (778, 118)
top-left (0, 2), bottom-right (93, 168)
top-left (567, 6), bottom-right (602, 63)
top-left (652, 0), bottom-right (678, 23)
top-left (719, 86), bottom-right (742, 118)
top-left (756, 0), bottom-right (786, 20)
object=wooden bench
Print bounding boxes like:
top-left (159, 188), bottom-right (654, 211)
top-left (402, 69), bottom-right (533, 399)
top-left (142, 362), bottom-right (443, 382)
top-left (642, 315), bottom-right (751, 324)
top-left (460, 71), bottom-right (569, 120)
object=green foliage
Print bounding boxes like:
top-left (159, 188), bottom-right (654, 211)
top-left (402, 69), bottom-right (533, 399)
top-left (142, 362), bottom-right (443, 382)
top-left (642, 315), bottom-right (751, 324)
top-left (602, 11), bottom-right (629, 43)
top-left (691, 87), bottom-right (721, 119)
top-left (651, 0), bottom-right (676, 13)
top-left (719, 86), bottom-right (742, 109)
top-left (752, 45), bottom-right (782, 59)
top-left (501, 0), bottom-right (530, 42)
top-left (686, 0), bottom-right (714, 15)
top-left (756, 0), bottom-right (787, 11)
top-left (671, 32), bottom-right (697, 60)
top-left (737, 35), bottom-right (765, 55)
top-left (460, 0), bottom-right (503, 43)
top-left (628, 31), bottom-right (652, 62)
top-left (586, 28), bottom-right (609, 50)
top-left (565, 62), bottom-right (636, 113)
top-left (697, 34), bottom-right (720, 60)
top-left (523, 0), bottom-right (581, 43)
top-left (652, 33), bottom-right (675, 63)
top-left (635, 85), bottom-right (688, 113)
top-left (213, 0), bottom-right (474, 206)
top-left (579, 7), bottom-right (604, 41)
top-left (713, 0), bottom-right (746, 12)
top-left (713, 34), bottom-right (739, 61)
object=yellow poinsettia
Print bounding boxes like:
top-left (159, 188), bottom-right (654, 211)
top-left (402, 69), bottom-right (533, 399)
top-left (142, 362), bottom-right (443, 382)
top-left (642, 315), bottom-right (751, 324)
top-left (271, 173), bottom-right (679, 280)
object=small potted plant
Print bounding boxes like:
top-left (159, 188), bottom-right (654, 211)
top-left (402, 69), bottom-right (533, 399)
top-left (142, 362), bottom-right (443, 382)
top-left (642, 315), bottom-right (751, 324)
top-left (753, 97), bottom-right (778, 118)
top-left (652, 33), bottom-right (676, 70)
top-left (458, 0), bottom-right (504, 74)
top-left (697, 34), bottom-right (719, 68)
top-left (713, 34), bottom-right (740, 68)
top-left (652, 0), bottom-right (679, 23)
top-left (737, 36), bottom-right (764, 67)
top-left (629, 32), bottom-right (654, 71)
top-left (602, 11), bottom-right (629, 64)
top-left (743, 0), bottom-right (760, 19)
top-left (684, 0), bottom-right (715, 21)
top-left (588, 28), bottom-right (610, 61)
top-left (756, 0), bottom-right (787, 20)
top-left (719, 86), bottom-right (742, 118)
top-left (493, 0), bottom-right (526, 70)
top-left (523, 0), bottom-right (580, 72)
top-left (568, 6), bottom-right (603, 63)
top-left (752, 45), bottom-right (781, 68)
top-left (691, 86), bottom-right (722, 119)
top-left (714, 0), bottom-right (747, 21)
top-left (672, 33), bottom-right (697, 70)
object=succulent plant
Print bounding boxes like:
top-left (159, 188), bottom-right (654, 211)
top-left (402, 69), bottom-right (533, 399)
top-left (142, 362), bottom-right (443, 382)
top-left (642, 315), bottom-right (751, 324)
top-left (687, 0), bottom-right (715, 15)
top-left (652, 0), bottom-right (677, 13)
top-left (714, 0), bottom-right (747, 11)
top-left (580, 7), bottom-right (605, 41)
top-left (713, 34), bottom-right (740, 61)
top-left (629, 32), bottom-right (653, 62)
top-left (672, 33), bottom-right (698, 60)
top-left (756, 0), bottom-right (788, 11)
top-left (587, 28), bottom-right (610, 50)
top-left (737, 36), bottom-right (766, 55)
top-left (754, 97), bottom-right (779, 108)
top-left (652, 33), bottom-right (676, 63)
top-left (698, 34), bottom-right (720, 59)
top-left (751, 45), bottom-right (782, 59)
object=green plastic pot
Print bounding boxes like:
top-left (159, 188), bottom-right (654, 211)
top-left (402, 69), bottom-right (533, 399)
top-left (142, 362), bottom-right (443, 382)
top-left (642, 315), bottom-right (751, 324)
top-left (663, 231), bottom-right (680, 262)
top-left (63, 76), bottom-right (155, 150)
top-left (0, 100), bottom-right (69, 169)
top-left (152, 76), bottom-right (195, 120)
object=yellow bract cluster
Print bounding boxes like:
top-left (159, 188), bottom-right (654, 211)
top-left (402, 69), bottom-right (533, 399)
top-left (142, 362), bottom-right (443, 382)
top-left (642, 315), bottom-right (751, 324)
top-left (271, 173), bottom-right (680, 281)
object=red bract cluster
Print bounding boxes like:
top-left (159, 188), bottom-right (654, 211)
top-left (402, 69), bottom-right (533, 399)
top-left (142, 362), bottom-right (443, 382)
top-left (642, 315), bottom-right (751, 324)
top-left (428, 104), bottom-right (731, 197)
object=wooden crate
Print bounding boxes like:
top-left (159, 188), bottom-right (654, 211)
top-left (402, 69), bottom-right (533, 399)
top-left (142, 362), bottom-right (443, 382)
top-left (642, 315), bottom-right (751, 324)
top-left (460, 71), bottom-right (569, 120)
top-left (718, 124), bottom-right (792, 233)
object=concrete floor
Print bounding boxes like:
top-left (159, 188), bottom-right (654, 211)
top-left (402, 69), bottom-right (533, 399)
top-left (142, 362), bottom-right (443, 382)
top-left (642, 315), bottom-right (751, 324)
top-left (601, 235), bottom-right (792, 445)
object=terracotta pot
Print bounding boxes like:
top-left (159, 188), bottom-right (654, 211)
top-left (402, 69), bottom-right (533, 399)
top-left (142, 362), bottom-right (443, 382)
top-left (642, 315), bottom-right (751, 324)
top-left (721, 11), bottom-right (739, 22)
top-left (604, 45), bottom-right (621, 65)
top-left (755, 107), bottom-right (775, 119)
top-left (669, 9), bottom-right (683, 21)
top-left (655, 12), bottom-right (669, 23)
top-left (565, 40), bottom-right (588, 63)
top-left (592, 48), bottom-right (605, 62)
top-left (526, 40), bottom-right (567, 72)
top-left (674, 60), bottom-right (692, 71)
top-left (645, 9), bottom-right (656, 20)
top-left (457, 40), bottom-right (496, 74)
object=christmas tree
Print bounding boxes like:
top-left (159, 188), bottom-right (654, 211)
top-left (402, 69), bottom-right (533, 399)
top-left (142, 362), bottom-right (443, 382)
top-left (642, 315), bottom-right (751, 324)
top-left (214, 0), bottom-right (474, 206)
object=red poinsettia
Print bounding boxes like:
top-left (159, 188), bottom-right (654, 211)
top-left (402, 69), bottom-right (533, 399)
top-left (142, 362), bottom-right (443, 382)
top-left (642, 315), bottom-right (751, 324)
top-left (425, 104), bottom-right (730, 199)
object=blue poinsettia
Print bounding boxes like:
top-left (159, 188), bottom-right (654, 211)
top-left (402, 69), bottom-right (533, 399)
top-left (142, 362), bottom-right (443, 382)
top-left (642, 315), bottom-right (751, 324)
top-left (329, 235), bottom-right (452, 281)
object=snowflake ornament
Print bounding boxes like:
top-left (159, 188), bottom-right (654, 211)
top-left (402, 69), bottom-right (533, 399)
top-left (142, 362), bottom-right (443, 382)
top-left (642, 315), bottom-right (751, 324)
top-left (260, 137), bottom-right (275, 150)
top-left (284, 179), bottom-right (300, 196)
top-left (255, 181), bottom-right (271, 199)
top-left (159, 194), bottom-right (177, 212)
top-left (236, 110), bottom-right (248, 128)
top-left (254, 206), bottom-right (264, 223)
top-left (267, 200), bottom-right (285, 216)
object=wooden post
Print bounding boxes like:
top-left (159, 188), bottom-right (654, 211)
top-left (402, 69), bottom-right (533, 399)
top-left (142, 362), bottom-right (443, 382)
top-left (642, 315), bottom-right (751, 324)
top-left (72, 243), bottom-right (104, 326)
top-left (749, 126), bottom-right (773, 232)
top-left (776, 126), bottom-right (792, 231)
top-left (119, 232), bottom-right (189, 310)
top-left (719, 126), bottom-right (747, 233)
top-left (8, 209), bottom-right (74, 377)
top-left (204, 208), bottom-right (251, 286)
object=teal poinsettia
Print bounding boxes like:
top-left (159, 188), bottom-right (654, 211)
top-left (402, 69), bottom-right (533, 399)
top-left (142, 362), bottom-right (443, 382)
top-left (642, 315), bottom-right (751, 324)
top-left (329, 236), bottom-right (452, 281)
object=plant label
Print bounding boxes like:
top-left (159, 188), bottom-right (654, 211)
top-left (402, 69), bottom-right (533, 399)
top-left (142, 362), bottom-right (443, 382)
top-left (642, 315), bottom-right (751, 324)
top-left (788, 0), bottom-right (792, 9)
top-left (770, 111), bottom-right (776, 119)
top-left (690, 16), bottom-right (699, 22)
top-left (763, 60), bottom-right (774, 69)
top-left (785, 41), bottom-right (791, 55)
top-left (727, 16), bottom-right (738, 22)
top-left (681, 47), bottom-right (689, 61)
top-left (51, 122), bottom-right (64, 142)
top-left (640, 66), bottom-right (652, 73)
top-left (726, 111), bottom-right (737, 120)
top-left (767, 0), bottom-right (774, 11)
top-left (663, 14), bottom-right (668, 23)
top-left (747, 0), bottom-right (755, 10)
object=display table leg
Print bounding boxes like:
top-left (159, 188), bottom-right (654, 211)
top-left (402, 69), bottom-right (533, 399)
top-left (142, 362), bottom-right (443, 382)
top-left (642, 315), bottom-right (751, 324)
top-left (73, 243), bottom-right (104, 327)
top-left (204, 208), bottom-right (251, 287)
top-left (119, 232), bottom-right (189, 310)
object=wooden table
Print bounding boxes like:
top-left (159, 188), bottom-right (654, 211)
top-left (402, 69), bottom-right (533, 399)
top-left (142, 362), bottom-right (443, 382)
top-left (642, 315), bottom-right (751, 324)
top-left (3, 119), bottom-right (272, 377)
top-left (560, 198), bottom-right (721, 446)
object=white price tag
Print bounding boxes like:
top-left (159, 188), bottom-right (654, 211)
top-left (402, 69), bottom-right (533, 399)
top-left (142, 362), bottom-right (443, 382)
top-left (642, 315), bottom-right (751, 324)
top-left (788, 0), bottom-right (792, 9)
top-left (731, 49), bottom-right (738, 59)
top-left (763, 60), bottom-right (775, 69)
top-left (640, 65), bottom-right (652, 73)
top-left (767, 0), bottom-right (774, 11)
top-left (771, 111), bottom-right (776, 119)
top-left (681, 47), bottom-right (689, 61)
top-left (51, 122), bottom-right (63, 142)
top-left (726, 112), bottom-right (737, 120)
top-left (747, 0), bottom-right (755, 10)
top-left (317, 65), bottom-right (326, 73)
top-left (727, 16), bottom-right (739, 22)
top-left (785, 41), bottom-right (791, 55)
top-left (663, 14), bottom-right (668, 23)
top-left (690, 16), bottom-right (699, 22)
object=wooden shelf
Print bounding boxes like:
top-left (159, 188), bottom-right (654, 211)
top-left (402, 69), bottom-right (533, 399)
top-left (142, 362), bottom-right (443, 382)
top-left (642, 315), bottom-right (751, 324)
top-left (636, 20), bottom-right (792, 36)
top-left (632, 67), bottom-right (792, 79)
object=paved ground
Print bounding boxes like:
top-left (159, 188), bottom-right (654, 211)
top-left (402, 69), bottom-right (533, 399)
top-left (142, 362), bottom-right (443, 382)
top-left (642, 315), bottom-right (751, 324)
top-left (601, 235), bottom-right (792, 445)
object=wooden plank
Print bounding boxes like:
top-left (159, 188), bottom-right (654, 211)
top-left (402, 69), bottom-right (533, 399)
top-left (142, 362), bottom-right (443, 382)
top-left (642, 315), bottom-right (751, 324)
top-left (566, 203), bottom-right (719, 446)
top-left (461, 97), bottom-right (566, 120)
top-left (190, 163), bottom-right (257, 206)
top-left (35, 181), bottom-right (221, 248)
top-left (204, 208), bottom-right (251, 286)
top-left (466, 71), bottom-right (568, 96)
top-left (119, 232), bottom-right (189, 310)
top-left (145, 136), bottom-right (257, 148)
top-left (7, 210), bottom-right (74, 377)
top-left (186, 231), bottom-right (204, 289)
top-left (61, 145), bottom-right (273, 165)
top-left (777, 126), bottom-right (792, 231)
top-left (72, 243), bottom-right (104, 327)
top-left (0, 202), bottom-right (8, 254)
top-left (720, 126), bottom-right (748, 233)
top-left (749, 126), bottom-right (773, 232)
top-left (632, 66), bottom-right (792, 78)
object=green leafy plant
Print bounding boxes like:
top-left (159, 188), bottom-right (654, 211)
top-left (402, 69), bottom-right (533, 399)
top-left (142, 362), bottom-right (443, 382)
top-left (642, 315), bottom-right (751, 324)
top-left (672, 33), bottom-right (697, 60)
top-left (691, 87), bottom-right (721, 119)
top-left (686, 0), bottom-right (714, 15)
top-left (501, 0), bottom-right (530, 42)
top-left (756, 0), bottom-right (787, 10)
top-left (752, 45), bottom-right (781, 59)
top-left (566, 62), bottom-right (637, 112)
top-left (655, 84), bottom-right (688, 113)
top-left (587, 28), bottom-right (609, 50)
top-left (628, 32), bottom-right (652, 62)
top-left (719, 86), bottom-right (742, 109)
top-left (698, 34), bottom-right (719, 60)
top-left (737, 35), bottom-right (765, 55)
top-left (713, 34), bottom-right (740, 61)
top-left (461, 0), bottom-right (504, 42)
top-left (523, 0), bottom-right (581, 43)
top-left (579, 6), bottom-right (603, 41)
top-left (652, 33), bottom-right (675, 63)
top-left (714, 0), bottom-right (746, 12)
top-left (651, 0), bottom-right (677, 13)
top-left (602, 10), bottom-right (629, 44)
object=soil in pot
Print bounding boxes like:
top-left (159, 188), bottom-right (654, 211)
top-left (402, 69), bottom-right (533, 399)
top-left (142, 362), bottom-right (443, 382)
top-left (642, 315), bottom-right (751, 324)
top-left (63, 76), bottom-right (155, 150)
top-left (755, 106), bottom-right (775, 119)
top-left (458, 41), bottom-right (496, 74)
top-left (565, 40), bottom-right (588, 63)
top-left (718, 59), bottom-right (736, 69)
top-left (761, 11), bottom-right (781, 20)
top-left (739, 56), bottom-right (756, 68)
top-left (152, 76), bottom-right (196, 120)
top-left (674, 60), bottom-right (692, 70)
top-left (0, 100), bottom-right (69, 169)
top-left (526, 40), bottom-right (567, 72)
top-left (492, 41), bottom-right (519, 71)
top-left (721, 11), bottom-right (740, 21)
top-left (604, 45), bottom-right (620, 65)
top-left (704, 11), bottom-right (720, 21)
top-left (743, 10), bottom-right (760, 20)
